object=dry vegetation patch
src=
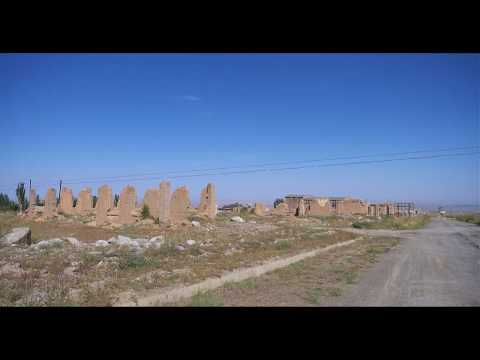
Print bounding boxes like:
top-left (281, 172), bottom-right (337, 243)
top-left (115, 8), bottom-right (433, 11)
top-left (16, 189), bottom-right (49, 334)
top-left (1, 210), bottom-right (364, 306)
top-left (182, 235), bottom-right (400, 306)
top-left (352, 215), bottom-right (431, 230)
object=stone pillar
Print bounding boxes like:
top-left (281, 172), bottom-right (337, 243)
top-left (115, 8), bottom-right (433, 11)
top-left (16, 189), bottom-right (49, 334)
top-left (198, 183), bottom-right (217, 219)
top-left (118, 185), bottom-right (136, 224)
top-left (44, 187), bottom-right (57, 217)
top-left (76, 187), bottom-right (93, 215)
top-left (96, 185), bottom-right (113, 211)
top-left (158, 181), bottom-right (171, 223)
top-left (297, 199), bottom-right (305, 217)
top-left (143, 188), bottom-right (160, 220)
top-left (59, 187), bottom-right (74, 214)
top-left (170, 186), bottom-right (191, 223)
top-left (254, 202), bottom-right (266, 216)
top-left (96, 185), bottom-right (113, 226)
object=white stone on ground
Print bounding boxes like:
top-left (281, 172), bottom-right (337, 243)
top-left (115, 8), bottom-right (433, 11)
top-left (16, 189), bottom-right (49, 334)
top-left (33, 238), bottom-right (64, 250)
top-left (147, 236), bottom-right (165, 248)
top-left (186, 239), bottom-right (196, 246)
top-left (109, 235), bottom-right (131, 246)
top-left (95, 240), bottom-right (109, 247)
top-left (64, 237), bottom-right (82, 247)
top-left (0, 227), bottom-right (31, 246)
top-left (231, 216), bottom-right (245, 223)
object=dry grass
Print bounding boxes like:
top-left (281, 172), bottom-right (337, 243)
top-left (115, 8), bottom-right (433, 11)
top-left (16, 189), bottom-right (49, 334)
top-left (449, 213), bottom-right (480, 226)
top-left (201, 236), bottom-right (400, 306)
top-left (352, 215), bottom-right (431, 230)
top-left (1, 209), bottom-right (365, 306)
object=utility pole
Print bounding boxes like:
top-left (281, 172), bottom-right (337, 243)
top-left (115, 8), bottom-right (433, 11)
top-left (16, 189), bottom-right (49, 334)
top-left (58, 180), bottom-right (62, 206)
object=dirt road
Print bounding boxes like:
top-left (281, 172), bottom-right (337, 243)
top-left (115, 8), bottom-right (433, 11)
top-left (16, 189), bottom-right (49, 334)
top-left (338, 217), bottom-right (480, 306)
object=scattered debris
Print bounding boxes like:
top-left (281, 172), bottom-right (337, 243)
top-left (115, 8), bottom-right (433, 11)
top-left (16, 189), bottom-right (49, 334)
top-left (0, 262), bottom-right (26, 277)
top-left (63, 265), bottom-right (78, 277)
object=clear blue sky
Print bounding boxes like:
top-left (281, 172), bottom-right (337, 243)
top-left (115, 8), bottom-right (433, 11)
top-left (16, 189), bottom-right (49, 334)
top-left (1, 54), bottom-right (478, 208)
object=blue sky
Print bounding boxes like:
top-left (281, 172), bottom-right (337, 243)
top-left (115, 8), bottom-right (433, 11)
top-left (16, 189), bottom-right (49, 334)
top-left (1, 54), bottom-right (478, 208)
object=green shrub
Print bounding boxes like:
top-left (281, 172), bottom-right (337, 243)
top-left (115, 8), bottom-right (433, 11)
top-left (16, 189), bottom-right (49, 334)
top-left (16, 183), bottom-right (27, 212)
top-left (189, 291), bottom-right (223, 306)
top-left (352, 215), bottom-right (430, 230)
top-left (274, 198), bottom-right (284, 208)
top-left (275, 240), bottom-right (291, 250)
top-left (452, 213), bottom-right (480, 226)
top-left (118, 254), bottom-right (150, 270)
top-left (141, 204), bottom-right (151, 220)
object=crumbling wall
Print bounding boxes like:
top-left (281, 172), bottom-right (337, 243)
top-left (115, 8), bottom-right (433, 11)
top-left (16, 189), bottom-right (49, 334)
top-left (96, 185), bottom-right (113, 226)
top-left (336, 198), bottom-right (368, 215)
top-left (297, 199), bottom-right (305, 217)
top-left (59, 187), bottom-right (74, 214)
top-left (198, 183), bottom-right (217, 219)
top-left (159, 181), bottom-right (171, 223)
top-left (170, 186), bottom-right (191, 223)
top-left (118, 185), bottom-right (136, 224)
top-left (254, 202), bottom-right (267, 216)
top-left (76, 187), bottom-right (93, 215)
top-left (44, 188), bottom-right (57, 217)
top-left (143, 188), bottom-right (160, 220)
top-left (307, 198), bottom-right (330, 216)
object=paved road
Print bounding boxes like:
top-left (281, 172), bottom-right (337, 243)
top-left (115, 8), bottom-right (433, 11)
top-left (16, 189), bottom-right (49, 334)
top-left (338, 217), bottom-right (480, 306)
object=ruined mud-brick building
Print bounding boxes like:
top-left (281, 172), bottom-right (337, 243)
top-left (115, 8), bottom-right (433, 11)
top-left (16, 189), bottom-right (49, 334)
top-left (219, 202), bottom-right (248, 213)
top-left (367, 202), bottom-right (416, 217)
top-left (392, 202), bottom-right (416, 216)
top-left (284, 194), bottom-right (368, 216)
top-left (334, 197), bottom-right (368, 215)
top-left (368, 203), bottom-right (394, 217)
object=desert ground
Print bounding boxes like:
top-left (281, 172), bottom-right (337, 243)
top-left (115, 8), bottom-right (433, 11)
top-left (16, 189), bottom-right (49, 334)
top-left (0, 207), bottom-right (451, 306)
top-left (188, 217), bottom-right (480, 306)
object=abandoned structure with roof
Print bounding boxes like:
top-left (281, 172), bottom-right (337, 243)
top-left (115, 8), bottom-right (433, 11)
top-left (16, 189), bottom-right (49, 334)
top-left (283, 194), bottom-right (414, 217)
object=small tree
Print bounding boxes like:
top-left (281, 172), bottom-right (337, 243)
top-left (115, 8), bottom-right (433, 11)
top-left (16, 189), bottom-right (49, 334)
top-left (16, 183), bottom-right (27, 212)
top-left (35, 194), bottom-right (40, 206)
top-left (141, 204), bottom-right (151, 220)
top-left (0, 193), bottom-right (19, 211)
top-left (92, 195), bottom-right (98, 208)
top-left (274, 198), bottom-right (284, 208)
top-left (114, 194), bottom-right (119, 207)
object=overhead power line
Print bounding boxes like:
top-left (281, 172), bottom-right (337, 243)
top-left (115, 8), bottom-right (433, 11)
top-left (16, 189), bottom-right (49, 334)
top-left (56, 145), bottom-right (480, 184)
top-left (1, 146), bottom-right (478, 192)
top-left (60, 150), bottom-right (479, 185)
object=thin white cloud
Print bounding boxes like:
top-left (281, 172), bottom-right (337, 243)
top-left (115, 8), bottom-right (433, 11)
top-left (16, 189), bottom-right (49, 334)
top-left (182, 95), bottom-right (201, 101)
